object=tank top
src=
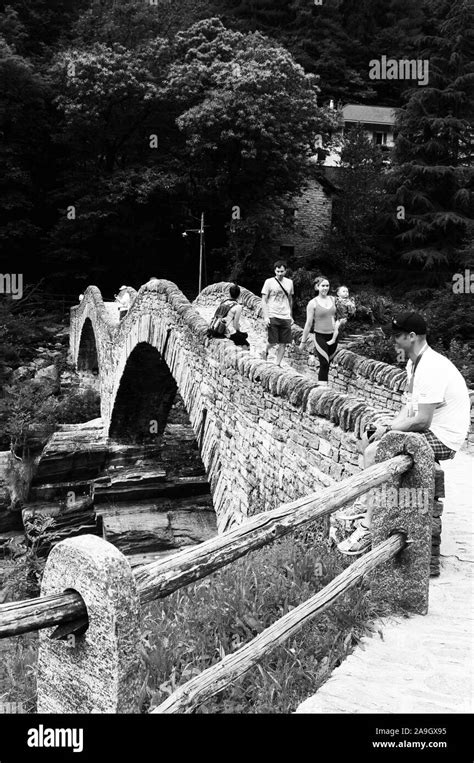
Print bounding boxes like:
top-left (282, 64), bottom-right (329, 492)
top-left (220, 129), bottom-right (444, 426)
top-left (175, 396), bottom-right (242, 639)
top-left (222, 302), bottom-right (238, 337)
top-left (312, 297), bottom-right (336, 334)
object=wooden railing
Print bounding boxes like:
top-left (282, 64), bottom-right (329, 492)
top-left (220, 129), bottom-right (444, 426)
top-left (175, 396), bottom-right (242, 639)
top-left (0, 454), bottom-right (411, 638)
top-left (0, 432), bottom-right (436, 714)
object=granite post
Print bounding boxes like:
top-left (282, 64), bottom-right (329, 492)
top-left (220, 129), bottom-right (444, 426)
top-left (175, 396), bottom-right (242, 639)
top-left (37, 534), bottom-right (143, 713)
top-left (369, 432), bottom-right (434, 615)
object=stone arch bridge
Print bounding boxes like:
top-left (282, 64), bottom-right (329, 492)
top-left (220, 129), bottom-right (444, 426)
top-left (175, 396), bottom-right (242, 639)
top-left (68, 279), bottom-right (407, 534)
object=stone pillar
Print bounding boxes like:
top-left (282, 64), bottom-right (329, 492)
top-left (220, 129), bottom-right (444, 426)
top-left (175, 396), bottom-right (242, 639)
top-left (369, 432), bottom-right (434, 615)
top-left (37, 535), bottom-right (143, 713)
top-left (430, 464), bottom-right (445, 577)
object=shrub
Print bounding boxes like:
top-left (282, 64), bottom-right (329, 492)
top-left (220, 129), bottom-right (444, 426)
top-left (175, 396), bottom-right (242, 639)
top-left (351, 334), bottom-right (402, 367)
top-left (56, 389), bottom-right (100, 424)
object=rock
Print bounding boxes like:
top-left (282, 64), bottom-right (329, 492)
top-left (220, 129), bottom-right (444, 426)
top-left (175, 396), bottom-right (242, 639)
top-left (32, 425), bottom-right (109, 484)
top-left (100, 496), bottom-right (216, 555)
top-left (31, 364), bottom-right (60, 395)
top-left (35, 364), bottom-right (59, 382)
top-left (32, 358), bottom-right (53, 370)
top-left (92, 470), bottom-right (209, 503)
top-left (22, 501), bottom-right (99, 557)
top-left (11, 366), bottom-right (31, 382)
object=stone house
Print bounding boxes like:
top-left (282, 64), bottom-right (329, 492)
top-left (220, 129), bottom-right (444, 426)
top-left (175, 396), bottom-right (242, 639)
top-left (276, 104), bottom-right (397, 263)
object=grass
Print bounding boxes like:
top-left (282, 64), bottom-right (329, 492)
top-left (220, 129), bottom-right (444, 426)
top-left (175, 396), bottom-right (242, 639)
top-left (141, 523), bottom-right (390, 714)
top-left (0, 523), bottom-right (393, 715)
top-left (0, 634), bottom-right (38, 714)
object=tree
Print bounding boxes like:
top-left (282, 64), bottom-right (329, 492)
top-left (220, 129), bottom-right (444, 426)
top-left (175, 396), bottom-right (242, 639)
top-left (0, 0), bottom-right (89, 56)
top-left (162, 18), bottom-right (334, 206)
top-left (73, 0), bottom-right (215, 48)
top-left (0, 37), bottom-right (52, 276)
top-left (44, 18), bottom-right (336, 287)
top-left (387, 0), bottom-right (474, 272)
top-left (212, 0), bottom-right (429, 103)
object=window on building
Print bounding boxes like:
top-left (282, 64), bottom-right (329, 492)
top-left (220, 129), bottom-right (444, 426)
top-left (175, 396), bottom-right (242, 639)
top-left (282, 208), bottom-right (298, 228)
top-left (374, 132), bottom-right (387, 145)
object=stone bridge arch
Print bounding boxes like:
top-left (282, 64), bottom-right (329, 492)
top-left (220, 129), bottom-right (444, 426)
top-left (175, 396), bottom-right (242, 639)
top-left (70, 279), bottom-right (405, 533)
top-left (108, 343), bottom-right (177, 442)
top-left (77, 317), bottom-right (99, 373)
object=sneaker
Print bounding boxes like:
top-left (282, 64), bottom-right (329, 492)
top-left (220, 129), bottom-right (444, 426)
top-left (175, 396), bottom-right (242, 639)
top-left (337, 524), bottom-right (372, 555)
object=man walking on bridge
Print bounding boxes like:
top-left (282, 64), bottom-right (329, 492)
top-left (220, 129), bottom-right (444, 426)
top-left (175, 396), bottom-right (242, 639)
top-left (261, 261), bottom-right (294, 366)
top-left (338, 312), bottom-right (471, 555)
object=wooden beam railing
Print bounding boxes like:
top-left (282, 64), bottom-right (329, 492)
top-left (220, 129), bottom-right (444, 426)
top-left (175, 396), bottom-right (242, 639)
top-left (152, 533), bottom-right (407, 714)
top-left (0, 454), bottom-right (412, 639)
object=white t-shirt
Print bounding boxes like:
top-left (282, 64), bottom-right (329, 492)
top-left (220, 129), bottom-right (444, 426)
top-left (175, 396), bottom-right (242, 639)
top-left (261, 277), bottom-right (294, 319)
top-left (406, 347), bottom-right (470, 451)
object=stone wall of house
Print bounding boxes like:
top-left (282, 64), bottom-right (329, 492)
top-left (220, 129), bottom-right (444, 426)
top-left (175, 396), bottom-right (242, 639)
top-left (278, 178), bottom-right (333, 260)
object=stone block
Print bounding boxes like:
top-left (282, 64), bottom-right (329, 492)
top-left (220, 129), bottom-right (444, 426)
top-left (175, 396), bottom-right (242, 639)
top-left (318, 439), bottom-right (333, 457)
top-left (370, 432), bottom-right (434, 615)
top-left (37, 535), bottom-right (143, 713)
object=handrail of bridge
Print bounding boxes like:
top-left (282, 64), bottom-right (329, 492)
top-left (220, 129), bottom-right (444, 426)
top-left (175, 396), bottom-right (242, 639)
top-left (0, 453), bottom-right (412, 639)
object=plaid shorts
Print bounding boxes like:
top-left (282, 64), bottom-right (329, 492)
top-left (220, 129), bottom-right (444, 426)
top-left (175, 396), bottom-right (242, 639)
top-left (422, 430), bottom-right (456, 461)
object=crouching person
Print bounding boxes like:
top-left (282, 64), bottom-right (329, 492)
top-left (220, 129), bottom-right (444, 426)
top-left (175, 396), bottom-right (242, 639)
top-left (207, 284), bottom-right (250, 348)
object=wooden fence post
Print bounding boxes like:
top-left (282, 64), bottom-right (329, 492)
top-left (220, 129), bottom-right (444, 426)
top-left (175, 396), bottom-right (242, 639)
top-left (369, 432), bottom-right (434, 615)
top-left (37, 535), bottom-right (143, 713)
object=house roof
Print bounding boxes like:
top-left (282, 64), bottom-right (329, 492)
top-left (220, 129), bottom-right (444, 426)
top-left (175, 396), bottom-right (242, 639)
top-left (342, 104), bottom-right (397, 126)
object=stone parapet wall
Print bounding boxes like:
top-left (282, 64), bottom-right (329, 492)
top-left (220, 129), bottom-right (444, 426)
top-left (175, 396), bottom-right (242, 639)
top-left (196, 283), bottom-right (406, 415)
top-left (197, 284), bottom-right (474, 435)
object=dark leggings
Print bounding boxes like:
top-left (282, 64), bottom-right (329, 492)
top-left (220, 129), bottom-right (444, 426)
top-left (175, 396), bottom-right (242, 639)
top-left (313, 332), bottom-right (338, 381)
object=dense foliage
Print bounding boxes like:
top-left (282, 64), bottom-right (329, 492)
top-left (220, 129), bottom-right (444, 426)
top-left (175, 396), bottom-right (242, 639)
top-left (385, 0), bottom-right (474, 276)
top-left (1, 0), bottom-right (472, 299)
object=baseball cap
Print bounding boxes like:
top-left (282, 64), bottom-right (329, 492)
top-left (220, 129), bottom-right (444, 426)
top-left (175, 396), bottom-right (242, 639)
top-left (388, 312), bottom-right (427, 335)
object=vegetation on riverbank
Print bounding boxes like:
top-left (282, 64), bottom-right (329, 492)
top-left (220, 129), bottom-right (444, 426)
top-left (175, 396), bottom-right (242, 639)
top-left (141, 526), bottom-right (389, 714)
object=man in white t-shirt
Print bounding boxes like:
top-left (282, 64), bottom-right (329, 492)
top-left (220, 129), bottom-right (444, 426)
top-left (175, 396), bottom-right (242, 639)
top-left (261, 261), bottom-right (294, 366)
top-left (338, 312), bottom-right (471, 555)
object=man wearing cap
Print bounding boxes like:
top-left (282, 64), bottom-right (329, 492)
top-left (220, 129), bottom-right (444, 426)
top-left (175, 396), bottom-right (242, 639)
top-left (338, 312), bottom-right (471, 555)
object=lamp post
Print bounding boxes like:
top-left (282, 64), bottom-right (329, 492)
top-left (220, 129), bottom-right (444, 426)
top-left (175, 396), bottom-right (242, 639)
top-left (182, 212), bottom-right (206, 294)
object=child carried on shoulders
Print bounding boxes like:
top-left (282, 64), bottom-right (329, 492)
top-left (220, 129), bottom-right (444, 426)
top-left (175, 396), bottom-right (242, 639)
top-left (327, 285), bottom-right (356, 346)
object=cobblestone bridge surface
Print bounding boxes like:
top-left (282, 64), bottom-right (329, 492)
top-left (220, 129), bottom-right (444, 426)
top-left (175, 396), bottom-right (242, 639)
top-left (296, 446), bottom-right (474, 714)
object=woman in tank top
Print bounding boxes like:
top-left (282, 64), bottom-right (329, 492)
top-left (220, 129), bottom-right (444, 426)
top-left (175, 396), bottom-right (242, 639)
top-left (299, 276), bottom-right (340, 384)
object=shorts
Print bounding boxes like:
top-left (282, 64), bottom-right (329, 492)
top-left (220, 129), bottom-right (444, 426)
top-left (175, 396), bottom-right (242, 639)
top-left (422, 430), bottom-right (456, 461)
top-left (267, 317), bottom-right (292, 345)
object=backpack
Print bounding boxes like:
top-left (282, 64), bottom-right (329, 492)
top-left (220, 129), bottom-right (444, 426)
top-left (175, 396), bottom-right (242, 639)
top-left (208, 299), bottom-right (237, 337)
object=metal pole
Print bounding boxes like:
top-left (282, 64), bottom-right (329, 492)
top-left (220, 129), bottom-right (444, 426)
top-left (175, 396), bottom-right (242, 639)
top-left (199, 212), bottom-right (204, 294)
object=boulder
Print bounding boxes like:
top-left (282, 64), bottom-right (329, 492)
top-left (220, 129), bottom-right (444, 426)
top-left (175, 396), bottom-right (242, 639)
top-left (11, 366), bottom-right (31, 382)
